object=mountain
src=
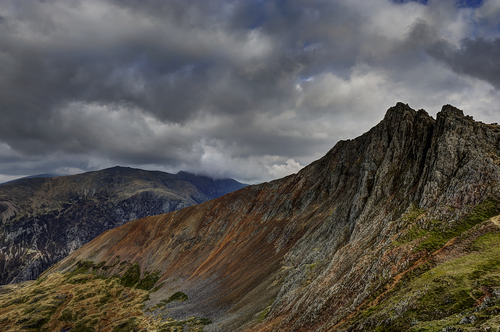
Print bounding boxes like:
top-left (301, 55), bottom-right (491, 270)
top-left (0, 173), bottom-right (59, 185)
top-left (0, 166), bottom-right (246, 285)
top-left (1, 103), bottom-right (500, 332)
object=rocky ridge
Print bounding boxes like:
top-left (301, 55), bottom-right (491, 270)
top-left (1, 103), bottom-right (500, 332)
top-left (0, 167), bottom-right (246, 285)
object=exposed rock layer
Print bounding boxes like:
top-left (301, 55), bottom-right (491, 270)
top-left (49, 103), bottom-right (500, 331)
top-left (0, 167), bottom-right (246, 285)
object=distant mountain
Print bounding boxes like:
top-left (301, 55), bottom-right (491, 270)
top-left (0, 173), bottom-right (58, 185)
top-left (0, 166), bottom-right (246, 285)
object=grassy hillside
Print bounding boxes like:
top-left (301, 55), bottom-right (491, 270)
top-left (0, 260), bottom-right (213, 332)
top-left (337, 205), bottom-right (500, 331)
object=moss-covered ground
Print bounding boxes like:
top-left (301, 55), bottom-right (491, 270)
top-left (344, 200), bottom-right (500, 331)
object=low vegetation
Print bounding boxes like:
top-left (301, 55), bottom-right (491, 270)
top-left (394, 199), bottom-right (498, 252)
top-left (346, 201), bottom-right (500, 331)
top-left (0, 260), bottom-right (212, 332)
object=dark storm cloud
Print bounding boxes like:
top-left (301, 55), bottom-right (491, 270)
top-left (0, 0), bottom-right (499, 182)
top-left (404, 17), bottom-right (500, 90)
top-left (0, 1), bottom-right (360, 148)
top-left (428, 37), bottom-right (500, 89)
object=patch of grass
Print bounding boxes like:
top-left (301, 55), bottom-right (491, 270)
top-left (72, 317), bottom-right (98, 332)
top-left (22, 317), bottom-right (49, 329)
top-left (93, 261), bottom-right (106, 270)
top-left (416, 199), bottom-right (499, 253)
top-left (360, 305), bottom-right (380, 318)
top-left (58, 308), bottom-right (75, 322)
top-left (2, 296), bottom-right (28, 308)
top-left (111, 317), bottom-right (139, 332)
top-left (98, 292), bottom-right (113, 305)
top-left (165, 291), bottom-right (189, 304)
top-left (257, 305), bottom-right (271, 322)
top-left (392, 204), bottom-right (426, 246)
top-left (394, 199), bottom-right (499, 252)
top-left (119, 263), bottom-right (141, 288)
top-left (136, 271), bottom-right (160, 291)
top-left (158, 316), bottom-right (211, 332)
top-left (34, 275), bottom-right (48, 286)
top-left (0, 271), bottom-right (164, 332)
top-left (72, 260), bottom-right (94, 275)
top-left (151, 281), bottom-right (165, 292)
top-left (67, 274), bottom-right (93, 284)
top-left (196, 317), bottom-right (212, 325)
top-left (406, 204), bottom-right (426, 223)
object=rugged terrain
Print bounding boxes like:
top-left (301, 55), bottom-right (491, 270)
top-left (1, 103), bottom-right (500, 332)
top-left (0, 167), bottom-right (246, 285)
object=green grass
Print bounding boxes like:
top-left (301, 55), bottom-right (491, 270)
top-left (394, 199), bottom-right (499, 253)
top-left (68, 260), bottom-right (161, 292)
top-left (136, 271), bottom-right (160, 291)
top-left (349, 228), bottom-right (500, 331)
top-left (165, 291), bottom-right (189, 304)
top-left (257, 305), bottom-right (271, 322)
top-left (392, 204), bottom-right (426, 247)
top-left (151, 281), bottom-right (165, 292)
top-left (157, 316), bottom-right (212, 332)
top-left (119, 263), bottom-right (141, 288)
top-left (58, 308), bottom-right (75, 322)
top-left (111, 317), bottom-right (139, 332)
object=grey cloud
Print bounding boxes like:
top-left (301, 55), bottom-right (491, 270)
top-left (0, 0), bottom-right (360, 139)
top-left (428, 37), bottom-right (500, 89)
top-left (405, 19), bottom-right (500, 89)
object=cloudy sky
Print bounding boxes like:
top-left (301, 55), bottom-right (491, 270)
top-left (0, 0), bottom-right (499, 184)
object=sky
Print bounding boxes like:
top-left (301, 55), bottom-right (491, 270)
top-left (0, 0), bottom-right (499, 184)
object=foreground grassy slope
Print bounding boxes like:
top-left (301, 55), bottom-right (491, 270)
top-left (0, 260), bottom-right (212, 332)
top-left (336, 203), bottom-right (500, 331)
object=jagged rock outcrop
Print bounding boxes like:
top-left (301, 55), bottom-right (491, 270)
top-left (0, 167), bottom-right (246, 285)
top-left (4, 102), bottom-right (500, 332)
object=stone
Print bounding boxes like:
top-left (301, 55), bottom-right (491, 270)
top-left (459, 316), bottom-right (470, 324)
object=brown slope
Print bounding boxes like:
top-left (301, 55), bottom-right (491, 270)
top-left (46, 103), bottom-right (500, 332)
top-left (50, 171), bottom-right (333, 330)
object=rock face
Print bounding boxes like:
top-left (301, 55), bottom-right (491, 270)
top-left (0, 167), bottom-right (246, 285)
top-left (41, 103), bottom-right (500, 331)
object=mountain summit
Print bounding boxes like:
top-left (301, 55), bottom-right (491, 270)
top-left (2, 103), bottom-right (500, 332)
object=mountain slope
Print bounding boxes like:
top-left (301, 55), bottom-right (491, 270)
top-left (1, 103), bottom-right (500, 332)
top-left (0, 167), bottom-right (246, 285)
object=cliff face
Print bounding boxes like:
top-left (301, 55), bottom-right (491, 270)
top-left (2, 103), bottom-right (500, 332)
top-left (0, 167), bottom-right (246, 285)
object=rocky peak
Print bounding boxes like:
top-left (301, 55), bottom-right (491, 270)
top-left (383, 101), bottom-right (416, 120)
top-left (440, 103), bottom-right (465, 117)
